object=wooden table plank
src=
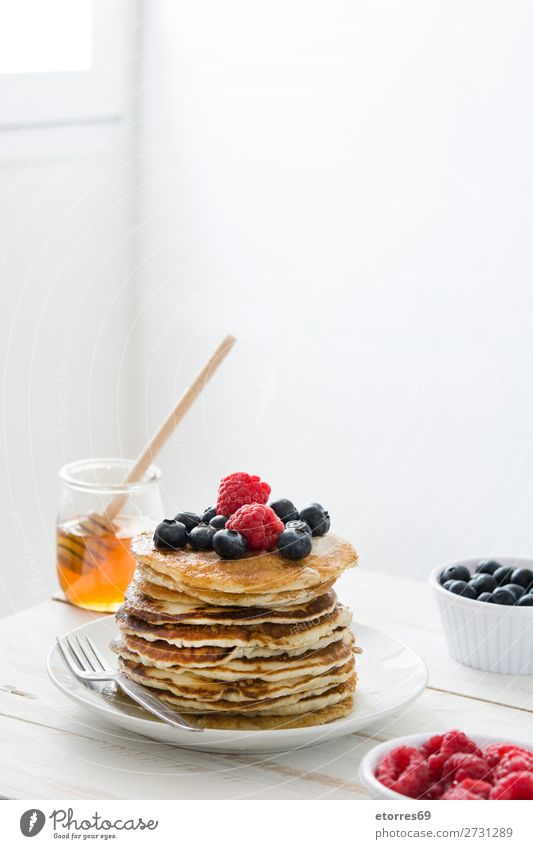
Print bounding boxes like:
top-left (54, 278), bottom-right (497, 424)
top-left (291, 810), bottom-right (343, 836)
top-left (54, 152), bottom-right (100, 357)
top-left (3, 683), bottom-right (533, 800)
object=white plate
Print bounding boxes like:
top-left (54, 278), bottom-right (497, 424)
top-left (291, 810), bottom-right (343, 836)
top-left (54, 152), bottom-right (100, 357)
top-left (46, 618), bottom-right (428, 754)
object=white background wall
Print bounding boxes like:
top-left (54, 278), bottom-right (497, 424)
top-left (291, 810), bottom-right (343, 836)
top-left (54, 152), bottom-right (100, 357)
top-left (2, 1), bottom-right (533, 616)
top-left (134, 0), bottom-right (533, 584)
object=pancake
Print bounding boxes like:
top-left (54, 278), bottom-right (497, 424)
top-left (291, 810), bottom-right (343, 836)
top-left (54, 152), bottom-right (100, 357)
top-left (114, 626), bottom-right (349, 666)
top-left (185, 695), bottom-right (354, 730)
top-left (122, 581), bottom-right (338, 626)
top-left (111, 629), bottom-right (356, 680)
top-left (117, 638), bottom-right (234, 667)
top-left (132, 531), bottom-right (357, 595)
top-left (155, 677), bottom-right (356, 715)
top-left (137, 566), bottom-right (335, 608)
top-left (116, 603), bottom-right (352, 650)
top-left (117, 655), bottom-right (355, 704)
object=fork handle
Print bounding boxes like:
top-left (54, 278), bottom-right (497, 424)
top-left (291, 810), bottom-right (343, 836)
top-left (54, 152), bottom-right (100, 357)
top-left (116, 674), bottom-right (203, 732)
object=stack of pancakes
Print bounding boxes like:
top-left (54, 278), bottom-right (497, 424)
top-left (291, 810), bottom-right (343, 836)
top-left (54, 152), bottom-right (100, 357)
top-left (111, 531), bottom-right (358, 729)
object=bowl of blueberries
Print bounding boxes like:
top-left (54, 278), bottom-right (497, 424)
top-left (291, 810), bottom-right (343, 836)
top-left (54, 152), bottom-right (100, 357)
top-left (430, 557), bottom-right (533, 675)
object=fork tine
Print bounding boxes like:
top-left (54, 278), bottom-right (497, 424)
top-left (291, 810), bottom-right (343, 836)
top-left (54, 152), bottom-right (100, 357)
top-left (56, 637), bottom-right (83, 675)
top-left (75, 636), bottom-right (96, 671)
top-left (66, 635), bottom-right (87, 670)
top-left (85, 636), bottom-right (109, 672)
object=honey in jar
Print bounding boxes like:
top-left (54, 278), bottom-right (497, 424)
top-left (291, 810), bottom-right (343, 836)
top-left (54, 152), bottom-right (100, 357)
top-left (56, 515), bottom-right (151, 612)
top-left (57, 459), bottom-right (163, 612)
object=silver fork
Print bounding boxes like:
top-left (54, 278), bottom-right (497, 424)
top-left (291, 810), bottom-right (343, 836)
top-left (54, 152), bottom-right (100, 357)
top-left (56, 633), bottom-right (203, 732)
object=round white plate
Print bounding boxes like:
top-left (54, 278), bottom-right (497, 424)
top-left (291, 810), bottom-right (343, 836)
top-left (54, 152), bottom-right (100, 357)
top-left (47, 617), bottom-right (427, 754)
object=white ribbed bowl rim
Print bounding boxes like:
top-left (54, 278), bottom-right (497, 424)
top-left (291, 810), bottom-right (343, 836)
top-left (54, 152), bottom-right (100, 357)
top-left (359, 732), bottom-right (533, 800)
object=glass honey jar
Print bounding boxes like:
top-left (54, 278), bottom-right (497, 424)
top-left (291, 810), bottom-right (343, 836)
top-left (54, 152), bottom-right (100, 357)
top-left (56, 458), bottom-right (163, 612)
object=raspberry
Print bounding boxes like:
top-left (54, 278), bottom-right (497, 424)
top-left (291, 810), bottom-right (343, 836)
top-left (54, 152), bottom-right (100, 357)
top-left (421, 731), bottom-right (482, 782)
top-left (490, 772), bottom-right (533, 800)
top-left (421, 730), bottom-right (480, 759)
top-left (441, 779), bottom-right (491, 800)
top-left (226, 504), bottom-right (284, 551)
top-left (420, 734), bottom-right (444, 758)
top-left (438, 730), bottom-right (481, 759)
top-left (484, 743), bottom-right (533, 768)
top-left (441, 753), bottom-right (491, 785)
top-left (375, 746), bottom-right (430, 799)
top-left (216, 472), bottom-right (271, 517)
top-left (493, 753), bottom-right (533, 782)
top-left (426, 753), bottom-right (448, 782)
top-left (422, 781), bottom-right (446, 800)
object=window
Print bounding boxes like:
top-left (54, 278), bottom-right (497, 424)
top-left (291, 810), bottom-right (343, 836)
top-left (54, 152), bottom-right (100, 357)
top-left (0, 0), bottom-right (93, 75)
top-left (0, 0), bottom-right (132, 129)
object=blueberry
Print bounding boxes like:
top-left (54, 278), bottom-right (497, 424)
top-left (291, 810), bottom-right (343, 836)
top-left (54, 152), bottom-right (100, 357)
top-left (174, 511), bottom-right (201, 533)
top-left (493, 566), bottom-right (514, 586)
top-left (443, 580), bottom-right (456, 591)
top-left (277, 528), bottom-right (313, 560)
top-left (209, 514), bottom-right (229, 530)
top-left (510, 568), bottom-right (533, 592)
top-left (189, 524), bottom-right (217, 551)
top-left (447, 580), bottom-right (477, 599)
top-left (201, 506), bottom-right (217, 524)
top-left (475, 560), bottom-right (502, 576)
top-left (469, 574), bottom-right (497, 595)
top-left (504, 583), bottom-right (525, 602)
top-left (213, 529), bottom-right (247, 559)
top-left (153, 519), bottom-right (188, 550)
top-left (269, 499), bottom-right (300, 524)
top-left (477, 592), bottom-right (493, 602)
top-left (517, 594), bottom-right (533, 607)
top-left (285, 519), bottom-right (312, 535)
top-left (440, 565), bottom-right (471, 585)
top-left (299, 503), bottom-right (330, 536)
top-left (490, 587), bottom-right (516, 605)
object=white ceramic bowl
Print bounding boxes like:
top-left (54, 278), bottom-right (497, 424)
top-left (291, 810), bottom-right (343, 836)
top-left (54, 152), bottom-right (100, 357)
top-left (430, 557), bottom-right (533, 675)
top-left (359, 732), bottom-right (531, 800)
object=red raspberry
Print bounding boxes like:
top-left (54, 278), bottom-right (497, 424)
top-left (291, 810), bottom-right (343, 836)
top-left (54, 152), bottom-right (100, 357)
top-left (490, 772), bottom-right (533, 800)
top-left (421, 732), bottom-right (482, 782)
top-left (493, 753), bottom-right (533, 782)
top-left (375, 746), bottom-right (430, 799)
top-left (441, 779), bottom-right (491, 800)
top-left (422, 781), bottom-right (446, 800)
top-left (216, 472), bottom-right (271, 516)
top-left (441, 753), bottom-right (491, 785)
top-left (421, 731), bottom-right (479, 776)
top-left (226, 504), bottom-right (283, 551)
top-left (437, 730), bottom-right (481, 759)
top-left (421, 731), bottom-right (479, 758)
top-left (420, 734), bottom-right (444, 758)
top-left (484, 743), bottom-right (533, 768)
top-left (426, 753), bottom-right (448, 782)
top-left (420, 738), bottom-right (448, 782)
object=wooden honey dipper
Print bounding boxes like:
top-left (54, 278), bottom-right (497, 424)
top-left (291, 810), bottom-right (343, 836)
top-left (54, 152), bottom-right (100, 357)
top-left (57, 335), bottom-right (236, 571)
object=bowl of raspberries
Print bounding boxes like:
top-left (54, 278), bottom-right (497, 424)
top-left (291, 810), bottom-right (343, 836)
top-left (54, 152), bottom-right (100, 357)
top-left (430, 557), bottom-right (533, 675)
top-left (359, 730), bottom-right (533, 800)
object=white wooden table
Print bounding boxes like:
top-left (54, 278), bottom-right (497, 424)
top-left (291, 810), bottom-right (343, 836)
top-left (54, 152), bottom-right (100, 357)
top-left (1, 569), bottom-right (532, 800)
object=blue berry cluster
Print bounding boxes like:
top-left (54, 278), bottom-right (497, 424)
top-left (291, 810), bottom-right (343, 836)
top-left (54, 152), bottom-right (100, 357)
top-left (270, 499), bottom-right (329, 560)
top-left (153, 508), bottom-right (246, 559)
top-left (440, 561), bottom-right (533, 606)
top-left (152, 498), bottom-right (330, 562)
